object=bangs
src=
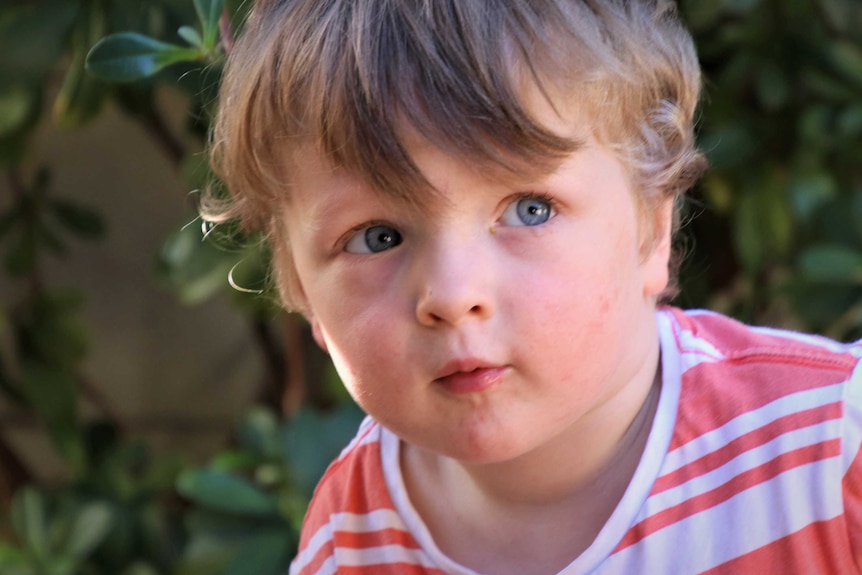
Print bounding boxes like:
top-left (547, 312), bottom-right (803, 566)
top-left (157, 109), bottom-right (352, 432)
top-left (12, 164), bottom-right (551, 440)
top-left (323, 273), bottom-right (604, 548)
top-left (232, 1), bottom-right (606, 202)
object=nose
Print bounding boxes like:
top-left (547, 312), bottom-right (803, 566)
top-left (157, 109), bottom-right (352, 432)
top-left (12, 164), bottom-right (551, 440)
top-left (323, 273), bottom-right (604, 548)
top-left (414, 237), bottom-right (495, 327)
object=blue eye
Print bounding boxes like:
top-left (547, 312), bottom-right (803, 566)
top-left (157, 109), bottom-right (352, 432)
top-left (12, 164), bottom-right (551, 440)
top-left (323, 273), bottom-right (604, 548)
top-left (500, 197), bottom-right (554, 227)
top-left (345, 224), bottom-right (403, 253)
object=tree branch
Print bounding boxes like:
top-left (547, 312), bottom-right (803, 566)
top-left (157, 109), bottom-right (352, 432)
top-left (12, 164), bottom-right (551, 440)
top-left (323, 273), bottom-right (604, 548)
top-left (138, 107), bottom-right (186, 170)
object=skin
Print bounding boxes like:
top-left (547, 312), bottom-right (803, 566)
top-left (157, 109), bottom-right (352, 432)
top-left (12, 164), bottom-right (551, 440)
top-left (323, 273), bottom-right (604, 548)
top-left (282, 117), bottom-right (673, 573)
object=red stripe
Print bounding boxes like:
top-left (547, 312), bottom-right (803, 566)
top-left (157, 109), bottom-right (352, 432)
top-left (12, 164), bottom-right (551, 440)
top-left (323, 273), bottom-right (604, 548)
top-left (698, 516), bottom-right (856, 575)
top-left (334, 527), bottom-right (423, 550)
top-left (654, 402), bottom-right (842, 494)
top-left (294, 540), bottom-right (331, 575)
top-left (668, 359), bottom-right (851, 452)
top-left (843, 439), bottom-right (862, 570)
top-left (337, 564), bottom-right (447, 575)
top-left (616, 439), bottom-right (842, 551)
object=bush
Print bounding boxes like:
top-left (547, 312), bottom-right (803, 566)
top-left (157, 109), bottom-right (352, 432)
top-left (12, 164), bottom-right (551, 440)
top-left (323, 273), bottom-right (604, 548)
top-left (1, 0), bottom-right (860, 573)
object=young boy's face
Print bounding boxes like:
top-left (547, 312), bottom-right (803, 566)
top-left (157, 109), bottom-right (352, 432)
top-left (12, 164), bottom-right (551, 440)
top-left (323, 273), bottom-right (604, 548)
top-left (282, 122), bottom-right (672, 465)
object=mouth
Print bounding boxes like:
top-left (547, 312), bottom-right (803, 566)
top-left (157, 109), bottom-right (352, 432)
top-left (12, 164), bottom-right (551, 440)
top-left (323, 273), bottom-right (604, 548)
top-left (434, 360), bottom-right (508, 394)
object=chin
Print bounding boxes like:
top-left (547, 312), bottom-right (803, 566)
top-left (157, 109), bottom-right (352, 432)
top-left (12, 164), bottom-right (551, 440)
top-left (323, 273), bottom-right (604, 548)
top-left (431, 430), bottom-right (534, 466)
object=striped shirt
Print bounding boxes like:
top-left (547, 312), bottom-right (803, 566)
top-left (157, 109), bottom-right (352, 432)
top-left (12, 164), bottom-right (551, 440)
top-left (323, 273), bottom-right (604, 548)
top-left (290, 308), bottom-right (862, 574)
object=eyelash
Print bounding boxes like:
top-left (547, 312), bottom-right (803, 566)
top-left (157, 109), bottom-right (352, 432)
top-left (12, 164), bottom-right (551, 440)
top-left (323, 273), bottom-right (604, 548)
top-left (338, 220), bottom-right (398, 251)
top-left (516, 192), bottom-right (555, 208)
top-left (500, 192), bottom-right (558, 223)
top-left (336, 191), bottom-right (557, 250)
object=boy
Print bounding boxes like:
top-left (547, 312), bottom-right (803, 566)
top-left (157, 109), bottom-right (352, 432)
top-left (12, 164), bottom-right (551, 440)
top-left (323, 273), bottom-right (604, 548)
top-left (207, 0), bottom-right (862, 573)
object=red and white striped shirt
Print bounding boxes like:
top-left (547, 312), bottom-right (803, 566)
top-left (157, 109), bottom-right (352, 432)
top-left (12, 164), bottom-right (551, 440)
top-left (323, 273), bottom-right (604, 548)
top-left (290, 308), bottom-right (862, 574)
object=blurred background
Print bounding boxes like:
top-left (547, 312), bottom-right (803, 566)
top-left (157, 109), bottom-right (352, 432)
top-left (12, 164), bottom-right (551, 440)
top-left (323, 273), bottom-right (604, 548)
top-left (0, 0), bottom-right (860, 574)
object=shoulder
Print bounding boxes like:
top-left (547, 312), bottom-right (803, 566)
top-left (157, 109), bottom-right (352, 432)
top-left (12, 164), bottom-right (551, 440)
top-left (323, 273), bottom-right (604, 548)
top-left (620, 309), bottom-right (862, 572)
top-left (289, 416), bottom-right (390, 574)
top-left (660, 307), bottom-right (861, 403)
top-left (658, 306), bottom-right (862, 473)
top-left (289, 417), bottom-right (439, 575)
top-left (661, 306), bottom-right (861, 371)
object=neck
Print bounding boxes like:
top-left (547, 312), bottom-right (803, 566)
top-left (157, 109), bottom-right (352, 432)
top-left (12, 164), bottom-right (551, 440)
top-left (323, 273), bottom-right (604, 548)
top-left (400, 347), bottom-right (663, 574)
top-left (450, 342), bottom-right (661, 507)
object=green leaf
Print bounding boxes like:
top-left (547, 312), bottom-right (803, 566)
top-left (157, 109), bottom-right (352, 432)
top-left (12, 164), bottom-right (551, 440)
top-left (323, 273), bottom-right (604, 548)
top-left (0, 355), bottom-right (27, 406)
top-left (280, 403), bottom-right (365, 497)
top-left (11, 488), bottom-right (49, 561)
top-left (700, 122), bottom-right (757, 171)
top-left (0, 87), bottom-right (36, 137)
top-left (802, 67), bottom-right (859, 102)
top-left (53, 6), bottom-right (109, 129)
top-left (0, 542), bottom-right (31, 573)
top-left (36, 219), bottom-right (67, 258)
top-left (156, 219), bottom-right (237, 304)
top-left (755, 61), bottom-right (789, 111)
top-left (194, 0), bottom-right (227, 50)
top-left (4, 227), bottom-right (37, 277)
top-left (18, 290), bottom-right (88, 368)
top-left (63, 502), bottom-right (113, 559)
top-left (838, 104), bottom-right (862, 137)
top-left (178, 26), bottom-right (204, 49)
top-left (826, 41), bottom-right (862, 89)
top-left (50, 199), bottom-right (106, 240)
top-left (817, 0), bottom-right (852, 33)
top-left (680, 0), bottom-right (726, 32)
top-left (177, 469), bottom-right (280, 517)
top-left (211, 450), bottom-right (261, 471)
top-left (0, 1), bottom-right (78, 85)
top-left (86, 32), bottom-right (203, 83)
top-left (733, 191), bottom-right (764, 274)
top-left (19, 363), bottom-right (84, 470)
top-left (237, 408), bottom-right (279, 458)
top-left (799, 245), bottom-right (862, 284)
top-left (119, 562), bottom-right (161, 575)
top-left (225, 530), bottom-right (293, 575)
top-left (790, 171), bottom-right (836, 222)
top-left (0, 201), bottom-right (23, 241)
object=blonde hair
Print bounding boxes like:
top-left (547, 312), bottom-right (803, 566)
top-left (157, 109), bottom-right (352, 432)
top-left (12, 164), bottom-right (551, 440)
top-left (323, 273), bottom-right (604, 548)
top-left (207, 0), bottom-right (707, 310)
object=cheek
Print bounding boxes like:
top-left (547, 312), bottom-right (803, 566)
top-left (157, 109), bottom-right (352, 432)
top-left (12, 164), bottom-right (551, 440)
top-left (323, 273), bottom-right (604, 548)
top-left (312, 292), bottom-right (411, 399)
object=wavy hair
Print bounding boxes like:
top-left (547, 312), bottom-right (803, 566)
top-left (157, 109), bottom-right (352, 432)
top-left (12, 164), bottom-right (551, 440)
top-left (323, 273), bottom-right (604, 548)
top-left (206, 0), bottom-right (706, 309)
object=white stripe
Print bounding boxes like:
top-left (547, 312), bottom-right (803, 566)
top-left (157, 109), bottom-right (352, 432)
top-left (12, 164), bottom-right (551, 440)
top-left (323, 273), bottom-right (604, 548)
top-left (677, 328), bottom-right (724, 369)
top-left (649, 418), bottom-right (842, 515)
top-left (291, 509), bottom-right (410, 573)
top-left (336, 416), bottom-right (379, 462)
top-left (334, 544), bottom-right (438, 569)
top-left (310, 556), bottom-right (336, 575)
top-left (682, 308), bottom-right (852, 354)
top-left (292, 420), bottom-right (382, 574)
top-left (662, 383), bottom-right (845, 475)
top-left (662, 310), bottom-right (725, 370)
top-left (843, 353), bottom-right (862, 474)
top-left (748, 324), bottom-right (852, 354)
top-left (290, 521), bottom-right (333, 574)
top-left (602, 458), bottom-right (844, 574)
top-left (331, 509), bottom-right (408, 533)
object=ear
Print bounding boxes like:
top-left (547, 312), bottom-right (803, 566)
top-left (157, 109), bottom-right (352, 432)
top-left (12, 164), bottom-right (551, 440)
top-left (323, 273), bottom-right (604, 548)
top-left (641, 198), bottom-right (674, 297)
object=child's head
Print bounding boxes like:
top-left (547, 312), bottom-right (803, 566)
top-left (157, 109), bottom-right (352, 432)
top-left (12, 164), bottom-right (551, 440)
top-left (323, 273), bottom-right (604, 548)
top-left (208, 0), bottom-right (706, 311)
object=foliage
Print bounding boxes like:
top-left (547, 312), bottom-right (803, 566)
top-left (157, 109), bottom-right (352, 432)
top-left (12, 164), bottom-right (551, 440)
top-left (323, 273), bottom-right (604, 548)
top-left (174, 403), bottom-right (364, 575)
top-left (677, 0), bottom-right (862, 340)
top-left (0, 422), bottom-right (184, 575)
top-left (0, 0), bottom-right (860, 574)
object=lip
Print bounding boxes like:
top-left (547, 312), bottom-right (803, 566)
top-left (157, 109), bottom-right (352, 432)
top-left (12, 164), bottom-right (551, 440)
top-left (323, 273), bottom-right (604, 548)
top-left (434, 359), bottom-right (507, 394)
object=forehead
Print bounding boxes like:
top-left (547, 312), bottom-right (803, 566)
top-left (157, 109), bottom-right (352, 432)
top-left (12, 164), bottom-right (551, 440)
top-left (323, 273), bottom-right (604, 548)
top-left (286, 83), bottom-right (591, 204)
